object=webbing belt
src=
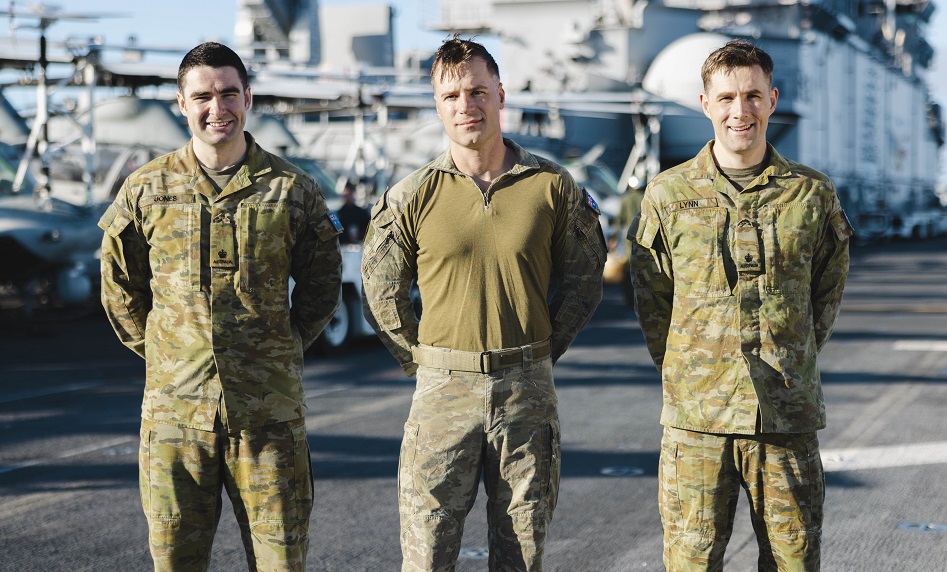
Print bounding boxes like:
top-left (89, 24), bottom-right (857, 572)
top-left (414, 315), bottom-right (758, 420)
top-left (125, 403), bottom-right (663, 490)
top-left (412, 340), bottom-right (550, 374)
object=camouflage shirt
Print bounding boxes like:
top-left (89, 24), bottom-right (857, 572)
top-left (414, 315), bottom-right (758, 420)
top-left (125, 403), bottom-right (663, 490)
top-left (630, 142), bottom-right (852, 434)
top-left (98, 134), bottom-right (342, 431)
top-left (362, 139), bottom-right (606, 376)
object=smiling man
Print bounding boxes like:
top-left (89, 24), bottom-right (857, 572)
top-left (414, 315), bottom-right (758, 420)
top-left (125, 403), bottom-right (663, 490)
top-left (98, 42), bottom-right (342, 571)
top-left (361, 36), bottom-right (605, 571)
top-left (630, 40), bottom-right (853, 571)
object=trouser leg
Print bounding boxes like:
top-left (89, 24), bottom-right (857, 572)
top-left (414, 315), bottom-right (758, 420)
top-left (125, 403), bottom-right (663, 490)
top-left (659, 427), bottom-right (740, 572)
top-left (484, 358), bottom-right (559, 572)
top-left (739, 432), bottom-right (824, 572)
top-left (400, 366), bottom-right (483, 572)
top-left (139, 422), bottom-right (223, 572)
top-left (222, 418), bottom-right (313, 572)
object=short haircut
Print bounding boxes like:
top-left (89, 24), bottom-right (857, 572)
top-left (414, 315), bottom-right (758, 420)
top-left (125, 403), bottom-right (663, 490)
top-left (431, 34), bottom-right (500, 86)
top-left (177, 42), bottom-right (249, 92)
top-left (701, 39), bottom-right (774, 92)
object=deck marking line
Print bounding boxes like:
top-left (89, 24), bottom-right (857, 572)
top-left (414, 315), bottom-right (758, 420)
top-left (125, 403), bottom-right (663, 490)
top-left (0, 436), bottom-right (136, 475)
top-left (822, 441), bottom-right (947, 472)
top-left (0, 381), bottom-right (104, 404)
top-left (893, 340), bottom-right (947, 352)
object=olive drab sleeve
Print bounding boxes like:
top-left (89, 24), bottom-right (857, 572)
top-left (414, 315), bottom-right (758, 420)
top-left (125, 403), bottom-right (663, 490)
top-left (811, 204), bottom-right (852, 352)
top-left (290, 185), bottom-right (343, 350)
top-left (361, 192), bottom-right (420, 376)
top-left (629, 192), bottom-right (674, 369)
top-left (548, 184), bottom-right (606, 363)
top-left (98, 184), bottom-right (152, 359)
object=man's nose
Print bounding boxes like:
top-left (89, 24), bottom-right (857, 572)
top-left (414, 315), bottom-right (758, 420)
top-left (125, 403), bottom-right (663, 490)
top-left (209, 95), bottom-right (225, 115)
top-left (732, 97), bottom-right (750, 117)
top-left (457, 93), bottom-right (475, 112)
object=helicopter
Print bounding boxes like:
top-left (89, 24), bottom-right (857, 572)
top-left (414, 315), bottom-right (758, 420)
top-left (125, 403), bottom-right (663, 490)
top-left (0, 3), bottom-right (168, 319)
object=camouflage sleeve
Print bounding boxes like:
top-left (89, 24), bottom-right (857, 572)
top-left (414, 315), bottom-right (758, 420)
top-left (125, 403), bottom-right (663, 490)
top-left (361, 193), bottom-right (420, 376)
top-left (629, 194), bottom-right (674, 369)
top-left (811, 206), bottom-right (853, 352)
top-left (290, 186), bottom-right (343, 350)
top-left (97, 185), bottom-right (152, 359)
top-left (548, 182), bottom-right (606, 363)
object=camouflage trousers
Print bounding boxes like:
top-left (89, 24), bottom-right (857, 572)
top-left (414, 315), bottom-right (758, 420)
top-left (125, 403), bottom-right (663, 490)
top-left (399, 358), bottom-right (560, 572)
top-left (138, 418), bottom-right (314, 572)
top-left (659, 427), bottom-right (824, 572)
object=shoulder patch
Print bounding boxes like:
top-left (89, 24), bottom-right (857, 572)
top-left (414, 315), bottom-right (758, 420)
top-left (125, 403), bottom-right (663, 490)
top-left (328, 211), bottom-right (344, 233)
top-left (584, 190), bottom-right (601, 215)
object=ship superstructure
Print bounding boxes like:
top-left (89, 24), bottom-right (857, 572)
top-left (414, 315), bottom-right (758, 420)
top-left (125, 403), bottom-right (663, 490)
top-left (428, 0), bottom-right (945, 239)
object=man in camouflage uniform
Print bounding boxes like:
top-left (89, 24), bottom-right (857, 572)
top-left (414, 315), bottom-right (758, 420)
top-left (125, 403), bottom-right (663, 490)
top-left (361, 37), bottom-right (605, 571)
top-left (630, 40), bottom-right (852, 571)
top-left (98, 42), bottom-right (342, 571)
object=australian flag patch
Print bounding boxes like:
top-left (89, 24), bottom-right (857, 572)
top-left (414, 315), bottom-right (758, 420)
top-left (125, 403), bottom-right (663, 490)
top-left (328, 212), bottom-right (344, 232)
top-left (584, 190), bottom-right (601, 215)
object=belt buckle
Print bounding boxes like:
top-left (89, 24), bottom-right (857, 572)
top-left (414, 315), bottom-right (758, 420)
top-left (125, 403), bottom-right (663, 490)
top-left (479, 351), bottom-right (492, 374)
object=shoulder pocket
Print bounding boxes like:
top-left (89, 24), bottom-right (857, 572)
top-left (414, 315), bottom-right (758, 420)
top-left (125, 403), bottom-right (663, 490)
top-left (569, 196), bottom-right (605, 266)
top-left (362, 204), bottom-right (400, 279)
top-left (830, 209), bottom-right (854, 241)
top-left (99, 203), bottom-right (133, 238)
top-left (371, 204), bottom-right (396, 228)
top-left (312, 211), bottom-right (343, 242)
top-left (634, 213), bottom-right (660, 249)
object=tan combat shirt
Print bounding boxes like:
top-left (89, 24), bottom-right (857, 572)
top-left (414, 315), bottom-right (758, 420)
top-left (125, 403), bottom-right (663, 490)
top-left (631, 142), bottom-right (852, 434)
top-left (98, 135), bottom-right (342, 431)
top-left (362, 139), bottom-right (606, 376)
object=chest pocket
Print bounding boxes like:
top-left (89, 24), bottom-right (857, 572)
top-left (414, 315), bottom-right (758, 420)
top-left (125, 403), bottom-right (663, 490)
top-left (239, 202), bottom-right (294, 292)
top-left (760, 203), bottom-right (820, 294)
top-left (141, 198), bottom-right (202, 292)
top-left (666, 206), bottom-right (730, 298)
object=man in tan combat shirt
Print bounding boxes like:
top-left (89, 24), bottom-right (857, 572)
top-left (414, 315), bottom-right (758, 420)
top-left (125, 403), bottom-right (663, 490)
top-left (98, 42), bottom-right (341, 571)
top-left (361, 36), bottom-right (605, 571)
top-left (631, 40), bottom-right (852, 571)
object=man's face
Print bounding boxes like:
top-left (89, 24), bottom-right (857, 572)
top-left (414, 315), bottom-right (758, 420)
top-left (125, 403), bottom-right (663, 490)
top-left (432, 58), bottom-right (505, 151)
top-left (176, 65), bottom-right (251, 152)
top-left (700, 65), bottom-right (777, 168)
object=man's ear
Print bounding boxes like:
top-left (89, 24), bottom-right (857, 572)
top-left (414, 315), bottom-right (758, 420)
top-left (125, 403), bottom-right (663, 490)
top-left (699, 93), bottom-right (711, 119)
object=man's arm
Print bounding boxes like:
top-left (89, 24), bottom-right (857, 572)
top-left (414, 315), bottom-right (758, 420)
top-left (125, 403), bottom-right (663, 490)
top-left (361, 192), bottom-right (420, 376)
top-left (98, 186), bottom-right (152, 358)
top-left (548, 183), bottom-right (607, 363)
top-left (629, 195), bottom-right (674, 370)
top-left (811, 204), bottom-right (853, 352)
top-left (290, 187), bottom-right (343, 350)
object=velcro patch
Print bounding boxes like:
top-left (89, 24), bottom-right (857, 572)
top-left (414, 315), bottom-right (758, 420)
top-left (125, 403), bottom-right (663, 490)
top-left (664, 197), bottom-right (718, 213)
top-left (584, 190), bottom-right (601, 215)
top-left (328, 212), bottom-right (343, 233)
